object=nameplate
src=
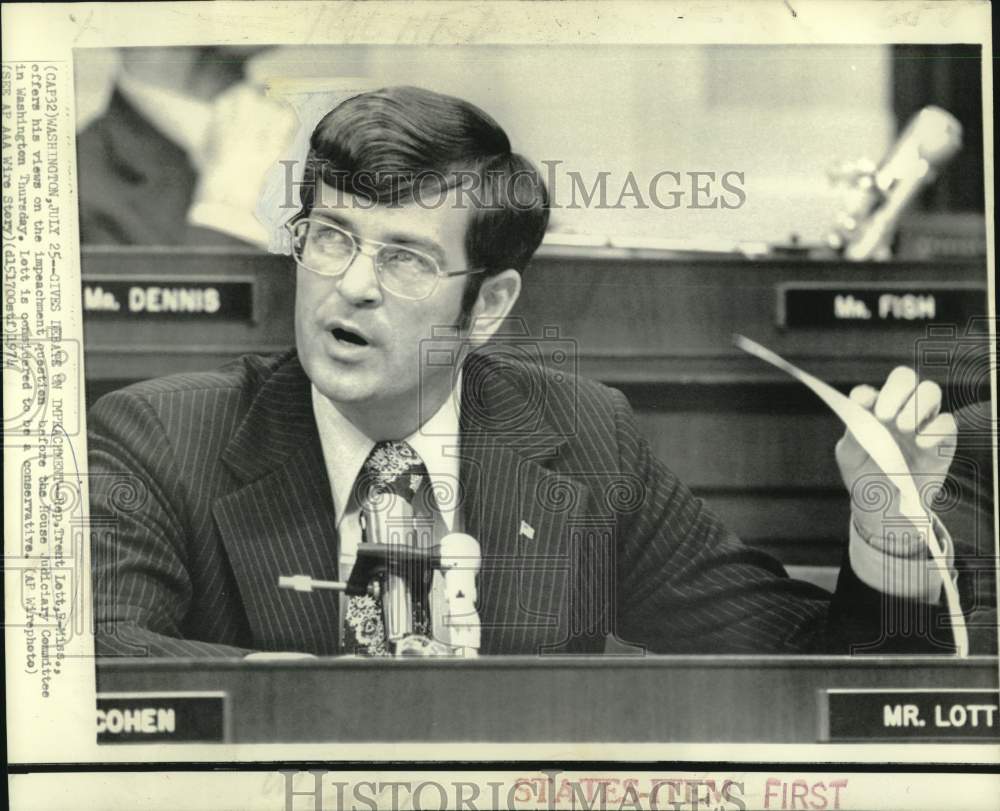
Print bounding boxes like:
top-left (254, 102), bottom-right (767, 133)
top-left (83, 278), bottom-right (254, 320)
top-left (778, 284), bottom-right (983, 328)
top-left (823, 689), bottom-right (1000, 741)
top-left (96, 692), bottom-right (227, 743)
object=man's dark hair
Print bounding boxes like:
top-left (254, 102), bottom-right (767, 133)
top-left (299, 86), bottom-right (549, 316)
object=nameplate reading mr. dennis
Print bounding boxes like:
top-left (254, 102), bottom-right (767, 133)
top-left (83, 278), bottom-right (253, 320)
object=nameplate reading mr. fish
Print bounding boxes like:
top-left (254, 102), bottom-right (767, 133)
top-left (83, 278), bottom-right (254, 320)
top-left (778, 284), bottom-right (983, 328)
top-left (96, 692), bottom-right (227, 743)
top-left (822, 689), bottom-right (999, 742)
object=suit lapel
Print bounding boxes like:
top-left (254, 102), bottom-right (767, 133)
top-left (213, 354), bottom-right (342, 654)
top-left (460, 352), bottom-right (583, 654)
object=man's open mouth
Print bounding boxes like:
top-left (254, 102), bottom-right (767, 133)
top-left (331, 327), bottom-right (369, 347)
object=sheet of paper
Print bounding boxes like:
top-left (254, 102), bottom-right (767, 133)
top-left (734, 334), bottom-right (969, 657)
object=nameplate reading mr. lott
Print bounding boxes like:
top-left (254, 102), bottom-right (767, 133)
top-left (778, 284), bottom-right (983, 328)
top-left (823, 689), bottom-right (999, 742)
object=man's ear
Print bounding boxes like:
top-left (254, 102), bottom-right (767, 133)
top-left (467, 269), bottom-right (521, 345)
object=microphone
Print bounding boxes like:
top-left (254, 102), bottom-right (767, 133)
top-left (438, 532), bottom-right (482, 656)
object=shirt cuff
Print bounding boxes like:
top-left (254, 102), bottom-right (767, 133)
top-left (187, 201), bottom-right (269, 248)
top-left (848, 514), bottom-right (957, 604)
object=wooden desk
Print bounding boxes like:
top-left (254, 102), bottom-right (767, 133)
top-left (96, 655), bottom-right (998, 743)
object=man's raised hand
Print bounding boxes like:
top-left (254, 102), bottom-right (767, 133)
top-left (835, 366), bottom-right (958, 556)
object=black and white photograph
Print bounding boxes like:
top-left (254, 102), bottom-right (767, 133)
top-left (3, 1), bottom-right (997, 804)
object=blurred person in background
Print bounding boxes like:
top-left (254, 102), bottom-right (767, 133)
top-left (76, 45), bottom-right (296, 247)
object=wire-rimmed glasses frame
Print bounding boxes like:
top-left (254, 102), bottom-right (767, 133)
top-left (286, 215), bottom-right (486, 301)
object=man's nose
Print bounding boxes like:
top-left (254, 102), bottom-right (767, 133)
top-left (334, 250), bottom-right (382, 306)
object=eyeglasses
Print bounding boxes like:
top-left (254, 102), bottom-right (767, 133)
top-left (286, 216), bottom-right (486, 301)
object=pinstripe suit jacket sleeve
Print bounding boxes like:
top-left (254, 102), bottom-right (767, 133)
top-left (88, 371), bottom-right (255, 658)
top-left (88, 352), bottom-right (346, 659)
top-left (482, 368), bottom-right (957, 656)
top-left (604, 386), bottom-right (956, 654)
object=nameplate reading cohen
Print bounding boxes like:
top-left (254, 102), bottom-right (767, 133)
top-left (778, 284), bottom-right (983, 328)
top-left (83, 278), bottom-right (254, 320)
top-left (823, 689), bottom-right (999, 741)
top-left (96, 693), bottom-right (227, 743)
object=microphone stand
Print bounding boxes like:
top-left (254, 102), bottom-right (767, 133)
top-left (278, 533), bottom-right (482, 658)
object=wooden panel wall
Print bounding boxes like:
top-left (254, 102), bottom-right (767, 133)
top-left (81, 247), bottom-right (991, 568)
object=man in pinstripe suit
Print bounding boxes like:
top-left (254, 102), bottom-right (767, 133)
top-left (88, 86), bottom-right (964, 658)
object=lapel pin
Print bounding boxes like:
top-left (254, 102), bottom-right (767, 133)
top-left (519, 520), bottom-right (535, 540)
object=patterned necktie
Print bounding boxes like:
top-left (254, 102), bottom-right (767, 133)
top-left (343, 440), bottom-right (434, 656)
